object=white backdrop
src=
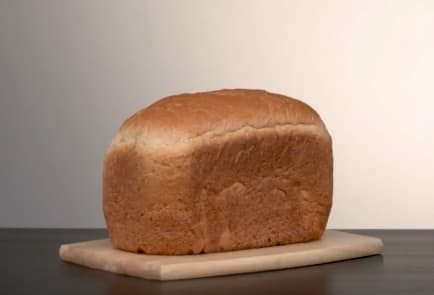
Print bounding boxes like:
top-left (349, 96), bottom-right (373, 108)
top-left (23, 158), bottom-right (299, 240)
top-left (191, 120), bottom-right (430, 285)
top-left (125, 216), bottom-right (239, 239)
top-left (1, 0), bottom-right (433, 228)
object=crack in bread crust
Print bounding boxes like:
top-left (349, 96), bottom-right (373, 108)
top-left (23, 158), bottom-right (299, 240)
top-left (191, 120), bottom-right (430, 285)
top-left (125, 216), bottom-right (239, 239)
top-left (110, 123), bottom-right (328, 153)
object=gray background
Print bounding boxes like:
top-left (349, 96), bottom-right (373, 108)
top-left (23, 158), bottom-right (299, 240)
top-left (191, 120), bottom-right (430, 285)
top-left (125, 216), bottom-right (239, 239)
top-left (2, 0), bottom-right (434, 228)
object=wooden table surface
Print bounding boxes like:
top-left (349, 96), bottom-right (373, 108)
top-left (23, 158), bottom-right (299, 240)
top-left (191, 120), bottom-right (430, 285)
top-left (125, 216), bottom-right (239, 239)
top-left (1, 229), bottom-right (433, 295)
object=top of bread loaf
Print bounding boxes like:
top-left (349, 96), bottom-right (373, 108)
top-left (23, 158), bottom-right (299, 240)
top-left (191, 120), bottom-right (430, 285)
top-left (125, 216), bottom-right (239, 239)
top-left (111, 89), bottom-right (328, 150)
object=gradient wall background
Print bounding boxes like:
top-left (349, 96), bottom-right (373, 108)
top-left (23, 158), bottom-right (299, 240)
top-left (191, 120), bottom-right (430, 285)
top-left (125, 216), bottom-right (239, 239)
top-left (1, 0), bottom-right (434, 228)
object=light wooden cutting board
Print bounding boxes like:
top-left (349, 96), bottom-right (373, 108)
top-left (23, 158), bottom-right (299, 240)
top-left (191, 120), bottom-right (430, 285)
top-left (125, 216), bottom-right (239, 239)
top-left (59, 230), bottom-right (383, 281)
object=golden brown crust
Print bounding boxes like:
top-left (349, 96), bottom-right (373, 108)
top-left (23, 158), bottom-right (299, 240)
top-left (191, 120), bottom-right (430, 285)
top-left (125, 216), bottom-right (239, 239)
top-left (103, 89), bottom-right (333, 255)
top-left (112, 89), bottom-right (325, 149)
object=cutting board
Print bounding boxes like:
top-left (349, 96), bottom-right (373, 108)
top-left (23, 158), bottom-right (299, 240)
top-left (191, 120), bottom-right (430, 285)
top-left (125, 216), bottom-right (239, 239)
top-left (59, 230), bottom-right (383, 281)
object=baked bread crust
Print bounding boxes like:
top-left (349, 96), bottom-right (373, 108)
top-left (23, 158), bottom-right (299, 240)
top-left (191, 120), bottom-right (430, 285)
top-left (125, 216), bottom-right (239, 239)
top-left (103, 89), bottom-right (333, 255)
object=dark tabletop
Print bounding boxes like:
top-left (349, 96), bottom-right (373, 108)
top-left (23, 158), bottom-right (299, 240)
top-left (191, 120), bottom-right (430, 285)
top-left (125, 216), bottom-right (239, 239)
top-left (1, 229), bottom-right (433, 295)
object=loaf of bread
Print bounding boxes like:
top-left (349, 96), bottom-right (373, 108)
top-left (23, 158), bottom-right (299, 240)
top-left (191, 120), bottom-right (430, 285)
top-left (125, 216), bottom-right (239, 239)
top-left (103, 89), bottom-right (333, 255)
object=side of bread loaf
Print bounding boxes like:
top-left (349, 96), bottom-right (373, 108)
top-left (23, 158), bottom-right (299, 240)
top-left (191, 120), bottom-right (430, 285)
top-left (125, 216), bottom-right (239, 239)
top-left (103, 89), bottom-right (333, 255)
